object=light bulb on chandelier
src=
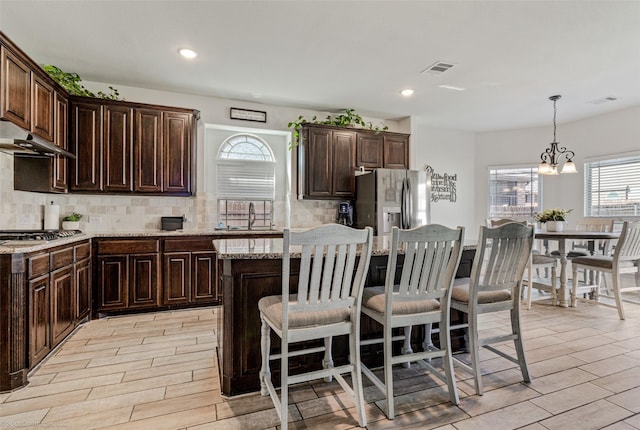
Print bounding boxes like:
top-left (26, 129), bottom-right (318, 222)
top-left (537, 95), bottom-right (577, 175)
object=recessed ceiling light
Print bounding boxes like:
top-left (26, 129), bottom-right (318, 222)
top-left (438, 84), bottom-right (465, 91)
top-left (178, 48), bottom-right (198, 59)
top-left (400, 89), bottom-right (414, 96)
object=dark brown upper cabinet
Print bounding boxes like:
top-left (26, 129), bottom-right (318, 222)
top-left (383, 133), bottom-right (409, 169)
top-left (70, 100), bottom-right (103, 191)
top-left (356, 132), bottom-right (384, 169)
top-left (103, 104), bottom-right (133, 192)
top-left (31, 74), bottom-right (54, 143)
top-left (298, 124), bottom-right (409, 200)
top-left (298, 125), bottom-right (356, 199)
top-left (70, 97), bottom-right (197, 195)
top-left (1, 44), bottom-right (31, 130)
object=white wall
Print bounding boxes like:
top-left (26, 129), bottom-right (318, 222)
top-left (410, 119), bottom-right (478, 243)
top-left (475, 106), bottom-right (640, 228)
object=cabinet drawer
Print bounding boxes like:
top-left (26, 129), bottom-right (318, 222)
top-left (98, 239), bottom-right (159, 255)
top-left (74, 241), bottom-right (91, 260)
top-left (51, 247), bottom-right (74, 270)
top-left (28, 253), bottom-right (50, 279)
top-left (163, 237), bottom-right (214, 252)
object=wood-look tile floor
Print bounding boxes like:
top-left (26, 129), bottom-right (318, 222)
top-left (1, 292), bottom-right (639, 429)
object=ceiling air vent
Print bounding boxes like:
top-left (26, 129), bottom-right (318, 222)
top-left (588, 96), bottom-right (619, 105)
top-left (422, 61), bottom-right (455, 75)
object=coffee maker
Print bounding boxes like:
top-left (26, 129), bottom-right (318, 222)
top-left (337, 201), bottom-right (353, 226)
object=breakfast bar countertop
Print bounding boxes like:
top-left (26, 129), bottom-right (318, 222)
top-left (214, 236), bottom-right (477, 259)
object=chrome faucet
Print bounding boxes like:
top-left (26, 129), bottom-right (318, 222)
top-left (248, 202), bottom-right (256, 230)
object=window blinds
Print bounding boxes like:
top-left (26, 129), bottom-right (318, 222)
top-left (584, 154), bottom-right (640, 217)
top-left (216, 161), bottom-right (276, 200)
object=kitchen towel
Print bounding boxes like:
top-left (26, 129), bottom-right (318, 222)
top-left (44, 202), bottom-right (59, 230)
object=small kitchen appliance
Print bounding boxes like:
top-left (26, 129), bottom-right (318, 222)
top-left (337, 201), bottom-right (353, 226)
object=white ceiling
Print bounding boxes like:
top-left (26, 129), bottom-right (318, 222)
top-left (2, 0), bottom-right (639, 132)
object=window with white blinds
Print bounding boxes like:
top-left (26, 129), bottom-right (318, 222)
top-left (216, 134), bottom-right (276, 199)
top-left (584, 154), bottom-right (640, 217)
top-left (488, 166), bottom-right (541, 218)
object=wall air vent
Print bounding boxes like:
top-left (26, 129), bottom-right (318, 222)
top-left (588, 96), bottom-right (619, 105)
top-left (422, 61), bottom-right (455, 75)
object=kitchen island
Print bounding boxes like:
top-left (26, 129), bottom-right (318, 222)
top-left (213, 236), bottom-right (475, 396)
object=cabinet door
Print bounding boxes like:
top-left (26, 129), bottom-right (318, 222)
top-left (130, 254), bottom-right (159, 307)
top-left (76, 257), bottom-right (91, 320)
top-left (356, 132), bottom-right (383, 169)
top-left (383, 134), bottom-right (409, 169)
top-left (163, 252), bottom-right (191, 305)
top-left (0, 46), bottom-right (30, 129)
top-left (31, 74), bottom-right (54, 142)
top-left (104, 104), bottom-right (133, 192)
top-left (163, 111), bottom-right (192, 194)
top-left (50, 266), bottom-right (75, 346)
top-left (29, 273), bottom-right (50, 367)
top-left (192, 252), bottom-right (216, 303)
top-left (332, 130), bottom-right (356, 197)
top-left (52, 92), bottom-right (68, 192)
top-left (134, 108), bottom-right (163, 192)
top-left (305, 127), bottom-right (332, 198)
top-left (98, 255), bottom-right (128, 310)
top-left (71, 101), bottom-right (103, 191)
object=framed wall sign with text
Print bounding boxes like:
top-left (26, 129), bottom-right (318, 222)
top-left (230, 107), bottom-right (267, 123)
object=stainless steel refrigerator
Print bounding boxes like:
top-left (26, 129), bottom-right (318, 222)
top-left (354, 168), bottom-right (431, 235)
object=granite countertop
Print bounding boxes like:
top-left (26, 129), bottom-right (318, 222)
top-left (0, 229), bottom-right (283, 254)
top-left (214, 236), bottom-right (476, 260)
top-left (0, 234), bottom-right (92, 254)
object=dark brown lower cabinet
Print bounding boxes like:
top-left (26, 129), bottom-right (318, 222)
top-left (130, 254), bottom-right (159, 307)
top-left (76, 257), bottom-right (91, 320)
top-left (98, 255), bottom-right (128, 310)
top-left (29, 273), bottom-right (50, 367)
top-left (163, 237), bottom-right (217, 306)
top-left (95, 238), bottom-right (160, 313)
top-left (50, 265), bottom-right (75, 346)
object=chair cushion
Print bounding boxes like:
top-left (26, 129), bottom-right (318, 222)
top-left (362, 286), bottom-right (440, 315)
top-left (451, 280), bottom-right (511, 304)
top-left (258, 294), bottom-right (350, 330)
top-left (532, 254), bottom-right (556, 265)
top-left (572, 256), bottom-right (636, 270)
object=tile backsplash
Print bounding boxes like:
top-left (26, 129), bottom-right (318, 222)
top-left (0, 153), bottom-right (339, 232)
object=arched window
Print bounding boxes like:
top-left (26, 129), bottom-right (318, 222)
top-left (218, 134), bottom-right (275, 161)
top-left (216, 134), bottom-right (276, 229)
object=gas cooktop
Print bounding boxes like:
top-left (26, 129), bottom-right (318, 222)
top-left (0, 229), bottom-right (82, 242)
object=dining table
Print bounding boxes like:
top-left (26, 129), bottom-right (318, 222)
top-left (534, 229), bottom-right (620, 307)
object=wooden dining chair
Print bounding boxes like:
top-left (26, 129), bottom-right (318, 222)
top-left (258, 224), bottom-right (373, 430)
top-left (487, 218), bottom-right (557, 308)
top-left (571, 221), bottom-right (640, 320)
top-left (450, 222), bottom-right (534, 395)
top-left (360, 224), bottom-right (464, 419)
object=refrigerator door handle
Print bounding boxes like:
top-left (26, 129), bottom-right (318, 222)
top-left (406, 176), bottom-right (413, 228)
top-left (400, 178), bottom-right (406, 228)
top-left (401, 177), bottom-right (412, 229)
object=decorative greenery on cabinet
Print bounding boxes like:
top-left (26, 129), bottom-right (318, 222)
top-left (288, 108), bottom-right (388, 149)
top-left (43, 64), bottom-right (122, 100)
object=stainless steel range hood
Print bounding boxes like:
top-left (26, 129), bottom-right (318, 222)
top-left (0, 120), bottom-right (76, 158)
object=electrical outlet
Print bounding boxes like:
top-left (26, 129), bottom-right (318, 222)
top-left (89, 216), bottom-right (102, 224)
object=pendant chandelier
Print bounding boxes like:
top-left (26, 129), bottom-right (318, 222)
top-left (537, 95), bottom-right (577, 175)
